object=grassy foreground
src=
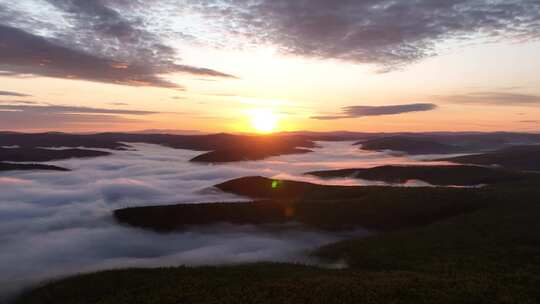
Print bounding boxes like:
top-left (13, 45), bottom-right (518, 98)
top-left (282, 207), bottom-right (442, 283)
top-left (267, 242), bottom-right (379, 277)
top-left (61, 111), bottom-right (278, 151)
top-left (15, 262), bottom-right (539, 304)
top-left (16, 178), bottom-right (540, 303)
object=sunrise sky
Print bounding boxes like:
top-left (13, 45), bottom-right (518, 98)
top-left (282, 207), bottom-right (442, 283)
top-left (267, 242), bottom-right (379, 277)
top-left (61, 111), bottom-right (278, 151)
top-left (1, 0), bottom-right (539, 133)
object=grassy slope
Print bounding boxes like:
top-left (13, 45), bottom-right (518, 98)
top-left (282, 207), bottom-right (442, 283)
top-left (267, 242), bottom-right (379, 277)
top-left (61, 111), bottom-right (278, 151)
top-left (16, 179), bottom-right (540, 304)
top-left (358, 136), bottom-right (463, 154)
top-left (312, 180), bottom-right (540, 302)
top-left (115, 186), bottom-right (487, 231)
top-left (0, 147), bottom-right (111, 162)
top-left (16, 262), bottom-right (539, 304)
top-left (305, 165), bottom-right (532, 186)
top-left (317, 181), bottom-right (540, 270)
top-left (438, 145), bottom-right (540, 171)
top-left (189, 147), bottom-right (312, 163)
top-left (0, 162), bottom-right (69, 172)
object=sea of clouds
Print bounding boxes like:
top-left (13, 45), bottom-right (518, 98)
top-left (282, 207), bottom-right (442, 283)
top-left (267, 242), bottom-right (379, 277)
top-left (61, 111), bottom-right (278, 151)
top-left (0, 141), bottom-right (450, 299)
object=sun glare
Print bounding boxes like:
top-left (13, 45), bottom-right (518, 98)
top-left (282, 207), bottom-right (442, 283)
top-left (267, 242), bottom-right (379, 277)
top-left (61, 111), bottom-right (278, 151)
top-left (249, 109), bottom-right (279, 133)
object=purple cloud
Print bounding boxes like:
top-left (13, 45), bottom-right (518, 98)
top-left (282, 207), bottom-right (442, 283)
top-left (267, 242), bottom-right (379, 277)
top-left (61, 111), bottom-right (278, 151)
top-left (312, 103), bottom-right (437, 120)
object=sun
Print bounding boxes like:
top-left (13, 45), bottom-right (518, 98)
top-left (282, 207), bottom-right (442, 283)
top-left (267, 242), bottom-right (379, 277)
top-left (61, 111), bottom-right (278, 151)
top-left (249, 109), bottom-right (279, 133)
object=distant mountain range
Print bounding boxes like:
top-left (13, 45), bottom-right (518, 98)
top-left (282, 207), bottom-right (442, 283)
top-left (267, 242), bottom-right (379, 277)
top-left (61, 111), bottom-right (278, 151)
top-left (2, 131), bottom-right (540, 165)
top-left (357, 133), bottom-right (540, 155)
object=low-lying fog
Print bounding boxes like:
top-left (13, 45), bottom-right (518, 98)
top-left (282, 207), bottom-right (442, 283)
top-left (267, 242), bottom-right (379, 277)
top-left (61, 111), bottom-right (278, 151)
top-left (0, 141), bottom-right (450, 298)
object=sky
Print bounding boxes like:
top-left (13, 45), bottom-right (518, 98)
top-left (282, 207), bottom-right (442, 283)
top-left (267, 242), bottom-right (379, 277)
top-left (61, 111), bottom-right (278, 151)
top-left (0, 0), bottom-right (539, 133)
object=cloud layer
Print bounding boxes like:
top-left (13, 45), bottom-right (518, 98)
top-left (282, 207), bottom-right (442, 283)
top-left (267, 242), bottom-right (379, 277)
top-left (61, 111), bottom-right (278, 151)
top-left (0, 141), bottom-right (447, 300)
top-left (0, 90), bottom-right (30, 97)
top-left (312, 103), bottom-right (437, 120)
top-left (2, 0), bottom-right (538, 85)
top-left (0, 104), bottom-right (157, 129)
top-left (193, 0), bottom-right (540, 70)
top-left (0, 1), bottom-right (235, 88)
top-left (437, 91), bottom-right (540, 106)
top-left (0, 24), bottom-right (234, 89)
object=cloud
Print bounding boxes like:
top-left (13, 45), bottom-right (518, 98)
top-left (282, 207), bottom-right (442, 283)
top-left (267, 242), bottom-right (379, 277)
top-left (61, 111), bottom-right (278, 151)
top-left (0, 90), bottom-right (30, 97)
top-left (0, 25), bottom-right (173, 88)
top-left (0, 100), bottom-right (38, 105)
top-left (5, 1), bottom-right (537, 77)
top-left (4, 1), bottom-right (538, 79)
top-left (0, 141), bottom-right (440, 300)
top-left (0, 112), bottom-right (142, 129)
top-left (48, 0), bottom-right (146, 39)
top-left (437, 92), bottom-right (540, 106)
top-left (519, 120), bottom-right (540, 123)
top-left (193, 0), bottom-right (540, 70)
top-left (0, 138), bottom-right (474, 303)
top-left (43, 0), bottom-right (175, 64)
top-left (0, 5), bottom-right (235, 88)
top-left (0, 104), bottom-right (157, 115)
top-left (312, 103), bottom-right (437, 120)
top-left (0, 104), bottom-right (157, 130)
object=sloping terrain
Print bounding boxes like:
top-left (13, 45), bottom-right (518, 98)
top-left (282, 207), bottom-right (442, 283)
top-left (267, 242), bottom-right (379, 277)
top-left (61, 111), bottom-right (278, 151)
top-left (0, 162), bottom-right (69, 172)
top-left (357, 132), bottom-right (540, 154)
top-left (0, 132), bottom-right (316, 163)
top-left (439, 145), bottom-right (540, 171)
top-left (358, 136), bottom-right (462, 154)
top-left (305, 165), bottom-right (532, 186)
top-left (17, 177), bottom-right (540, 304)
top-left (0, 147), bottom-right (110, 162)
top-left (189, 146), bottom-right (312, 163)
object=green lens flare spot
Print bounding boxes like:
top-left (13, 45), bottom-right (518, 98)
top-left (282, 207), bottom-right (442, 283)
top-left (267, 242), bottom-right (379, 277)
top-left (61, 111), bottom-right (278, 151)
top-left (272, 180), bottom-right (279, 189)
